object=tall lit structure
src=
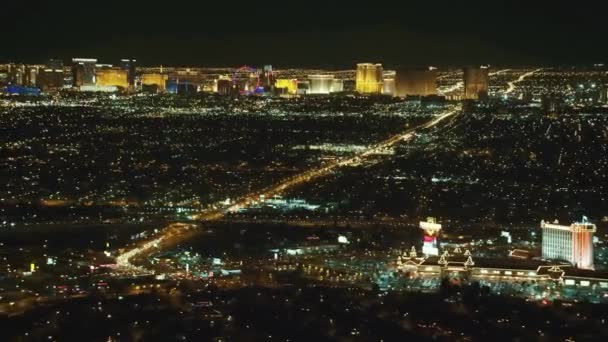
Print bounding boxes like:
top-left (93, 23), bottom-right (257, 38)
top-left (261, 65), bottom-right (274, 87)
top-left (37, 59), bottom-right (65, 90)
top-left (7, 63), bottom-right (26, 85)
top-left (72, 58), bottom-right (97, 87)
top-left (120, 59), bottom-right (137, 88)
top-left (308, 75), bottom-right (334, 94)
top-left (37, 68), bottom-right (65, 90)
top-left (395, 66), bottom-right (437, 97)
top-left (331, 79), bottom-right (344, 93)
top-left (96, 67), bottom-right (129, 89)
top-left (355, 63), bottom-right (383, 94)
top-left (420, 217), bottom-right (442, 256)
top-left (541, 218), bottom-right (596, 270)
top-left (275, 79), bottom-right (298, 95)
top-left (216, 77), bottom-right (234, 95)
top-left (463, 66), bottom-right (489, 100)
top-left (382, 71), bottom-right (396, 95)
top-left (142, 73), bottom-right (168, 92)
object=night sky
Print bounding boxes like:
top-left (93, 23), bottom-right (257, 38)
top-left (2, 0), bottom-right (605, 67)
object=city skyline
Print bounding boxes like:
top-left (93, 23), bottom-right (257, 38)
top-left (2, 2), bottom-right (608, 340)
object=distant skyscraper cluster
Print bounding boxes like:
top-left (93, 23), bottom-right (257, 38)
top-left (353, 62), bottom-right (488, 101)
top-left (1, 57), bottom-right (492, 101)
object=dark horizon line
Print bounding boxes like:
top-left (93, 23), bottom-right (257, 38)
top-left (1, 59), bottom-right (606, 70)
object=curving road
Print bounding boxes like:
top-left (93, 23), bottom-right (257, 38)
top-left (504, 68), bottom-right (542, 95)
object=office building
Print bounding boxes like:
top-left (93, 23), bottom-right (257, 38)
top-left (261, 65), bottom-right (274, 87)
top-left (541, 218), bottom-right (596, 270)
top-left (96, 67), bottom-right (129, 89)
top-left (24, 67), bottom-right (38, 87)
top-left (355, 63), bottom-right (383, 94)
top-left (166, 79), bottom-right (198, 94)
top-left (383, 71), bottom-right (396, 95)
top-left (142, 73), bottom-right (168, 92)
top-left (395, 67), bottom-right (437, 97)
top-left (330, 79), bottom-right (344, 93)
top-left (275, 79), bottom-right (298, 95)
top-left (120, 59), bottom-right (137, 87)
top-left (308, 75), bottom-right (334, 94)
top-left (8, 63), bottom-right (26, 85)
top-left (463, 66), bottom-right (489, 100)
top-left (216, 78), bottom-right (234, 95)
top-left (37, 68), bottom-right (65, 90)
top-left (72, 58), bottom-right (98, 87)
top-left (296, 80), bottom-right (310, 95)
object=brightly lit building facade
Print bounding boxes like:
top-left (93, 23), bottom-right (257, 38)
top-left (395, 66), bottom-right (437, 97)
top-left (72, 58), bottom-right (97, 87)
top-left (142, 73), bottom-right (168, 92)
top-left (96, 67), bottom-right (129, 89)
top-left (463, 65), bottom-right (489, 100)
top-left (355, 63), bottom-right (383, 94)
top-left (308, 75), bottom-right (334, 94)
top-left (120, 58), bottom-right (137, 88)
top-left (382, 71), bottom-right (396, 95)
top-left (541, 219), bottom-right (596, 270)
top-left (420, 217), bottom-right (442, 256)
top-left (331, 79), bottom-right (344, 93)
top-left (275, 78), bottom-right (298, 94)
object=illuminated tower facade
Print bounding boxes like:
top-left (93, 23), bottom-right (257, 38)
top-left (382, 71), bottom-right (396, 95)
top-left (463, 66), bottom-right (489, 100)
top-left (96, 67), bottom-right (129, 89)
top-left (356, 63), bottom-right (383, 94)
top-left (72, 58), bottom-right (97, 87)
top-left (395, 66), bottom-right (437, 97)
top-left (419, 217), bottom-right (442, 256)
top-left (308, 75), bottom-right (334, 94)
top-left (120, 59), bottom-right (137, 88)
top-left (541, 218), bottom-right (596, 270)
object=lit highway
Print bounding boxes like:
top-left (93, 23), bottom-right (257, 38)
top-left (116, 105), bottom-right (461, 270)
top-left (504, 68), bottom-right (542, 95)
top-left (439, 69), bottom-right (509, 95)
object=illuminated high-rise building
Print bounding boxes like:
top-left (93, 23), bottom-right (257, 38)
top-left (37, 68), bottom-right (65, 90)
top-left (355, 63), bottom-right (383, 94)
top-left (216, 77), bottom-right (234, 95)
top-left (296, 80), bottom-right (310, 95)
top-left (142, 73), bottom-right (168, 92)
top-left (261, 65), bottom-right (274, 87)
top-left (330, 79), bottom-right (344, 93)
top-left (96, 67), bottom-right (129, 89)
top-left (308, 75), bottom-right (334, 94)
top-left (8, 63), bottom-right (26, 85)
top-left (24, 67), bottom-right (38, 87)
top-left (120, 58), bottom-right (137, 87)
top-left (37, 59), bottom-right (65, 90)
top-left (383, 71), bottom-right (396, 95)
top-left (72, 58), bottom-right (97, 87)
top-left (541, 218), bottom-right (596, 270)
top-left (463, 66), bottom-right (489, 100)
top-left (275, 79), bottom-right (298, 95)
top-left (420, 217), bottom-right (442, 256)
top-left (395, 67), bottom-right (437, 97)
